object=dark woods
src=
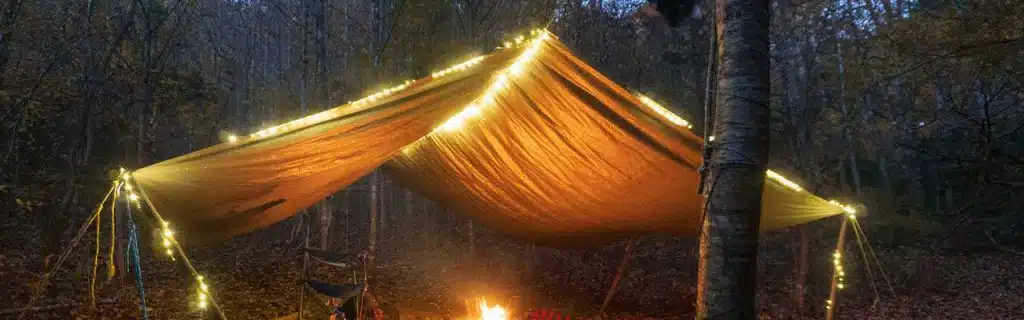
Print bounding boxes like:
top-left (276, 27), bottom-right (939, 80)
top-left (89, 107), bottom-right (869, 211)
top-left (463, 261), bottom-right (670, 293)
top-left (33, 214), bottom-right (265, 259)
top-left (0, 0), bottom-right (1022, 318)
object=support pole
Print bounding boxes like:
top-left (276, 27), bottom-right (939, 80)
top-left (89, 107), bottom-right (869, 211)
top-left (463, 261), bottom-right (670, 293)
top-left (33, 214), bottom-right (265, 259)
top-left (298, 213), bottom-right (311, 320)
top-left (825, 216), bottom-right (850, 320)
top-left (598, 238), bottom-right (638, 316)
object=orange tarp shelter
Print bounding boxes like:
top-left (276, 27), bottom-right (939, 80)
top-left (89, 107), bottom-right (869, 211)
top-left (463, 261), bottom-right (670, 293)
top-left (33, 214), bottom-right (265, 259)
top-left (131, 30), bottom-right (847, 247)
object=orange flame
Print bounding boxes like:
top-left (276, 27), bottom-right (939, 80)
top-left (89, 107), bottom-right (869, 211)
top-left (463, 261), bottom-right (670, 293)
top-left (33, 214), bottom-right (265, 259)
top-left (477, 298), bottom-right (508, 320)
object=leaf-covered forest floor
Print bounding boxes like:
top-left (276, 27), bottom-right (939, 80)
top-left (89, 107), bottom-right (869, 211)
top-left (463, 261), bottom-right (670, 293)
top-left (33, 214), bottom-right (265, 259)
top-left (3, 220), bottom-right (1023, 320)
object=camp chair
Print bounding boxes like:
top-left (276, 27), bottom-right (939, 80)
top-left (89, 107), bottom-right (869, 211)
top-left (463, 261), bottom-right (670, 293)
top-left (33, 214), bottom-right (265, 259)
top-left (302, 248), bottom-right (398, 320)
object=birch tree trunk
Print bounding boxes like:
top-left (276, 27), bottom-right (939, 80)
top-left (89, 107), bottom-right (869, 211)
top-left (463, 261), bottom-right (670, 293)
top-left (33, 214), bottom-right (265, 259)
top-left (696, 0), bottom-right (771, 318)
top-left (368, 170), bottom-right (379, 276)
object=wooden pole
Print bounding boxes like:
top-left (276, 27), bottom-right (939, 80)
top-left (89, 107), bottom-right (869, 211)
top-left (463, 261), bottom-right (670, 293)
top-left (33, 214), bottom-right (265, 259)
top-left (825, 216), bottom-right (850, 320)
top-left (298, 213), bottom-right (311, 320)
top-left (599, 238), bottom-right (638, 316)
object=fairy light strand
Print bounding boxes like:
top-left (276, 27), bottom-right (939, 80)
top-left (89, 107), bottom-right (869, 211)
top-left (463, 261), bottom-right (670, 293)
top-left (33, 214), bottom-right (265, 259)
top-left (117, 170), bottom-right (226, 318)
top-left (434, 29), bottom-right (549, 133)
top-left (636, 94), bottom-right (694, 129)
top-left (226, 31), bottom-right (553, 144)
top-left (633, 97), bottom-right (864, 218)
top-left (766, 169), bottom-right (804, 192)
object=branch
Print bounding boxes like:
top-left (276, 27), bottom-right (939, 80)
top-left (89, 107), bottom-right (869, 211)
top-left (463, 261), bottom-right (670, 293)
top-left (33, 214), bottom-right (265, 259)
top-left (985, 230), bottom-right (1024, 256)
top-left (870, 37), bottom-right (1024, 88)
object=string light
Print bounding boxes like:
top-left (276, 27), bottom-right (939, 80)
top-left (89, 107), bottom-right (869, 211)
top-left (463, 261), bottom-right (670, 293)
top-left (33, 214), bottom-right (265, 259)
top-left (636, 94), bottom-right (694, 129)
top-left (231, 31), bottom-right (513, 144)
top-left (829, 199), bottom-right (858, 218)
top-left (115, 168), bottom-right (219, 315)
top-left (766, 170), bottom-right (804, 192)
top-left (833, 250), bottom-right (846, 290)
top-left (197, 275), bottom-right (210, 309)
top-left (431, 56), bottom-right (486, 79)
top-left (158, 220), bottom-right (176, 258)
top-left (434, 29), bottom-right (550, 133)
top-left (630, 94), bottom-right (864, 219)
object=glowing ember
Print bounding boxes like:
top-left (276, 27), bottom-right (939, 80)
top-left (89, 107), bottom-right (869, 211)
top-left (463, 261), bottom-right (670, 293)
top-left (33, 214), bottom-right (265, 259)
top-left (477, 299), bottom-right (508, 320)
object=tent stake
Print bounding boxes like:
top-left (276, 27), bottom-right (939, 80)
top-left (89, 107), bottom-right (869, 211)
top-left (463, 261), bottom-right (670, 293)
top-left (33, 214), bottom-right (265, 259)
top-left (825, 216), bottom-right (849, 320)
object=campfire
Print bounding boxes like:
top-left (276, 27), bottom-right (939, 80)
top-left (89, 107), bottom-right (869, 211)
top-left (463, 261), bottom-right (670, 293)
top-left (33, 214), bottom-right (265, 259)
top-left (466, 298), bottom-right (508, 320)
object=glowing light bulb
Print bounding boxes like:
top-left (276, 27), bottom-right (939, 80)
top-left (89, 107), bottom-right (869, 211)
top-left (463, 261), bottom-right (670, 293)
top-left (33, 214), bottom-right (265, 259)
top-left (198, 300), bottom-right (208, 309)
top-left (200, 283), bottom-right (209, 291)
top-left (163, 229), bottom-right (173, 238)
top-left (509, 62), bottom-right (525, 76)
top-left (481, 92), bottom-right (496, 105)
top-left (165, 249), bottom-right (173, 256)
top-left (124, 184), bottom-right (133, 191)
top-left (494, 74), bottom-right (509, 89)
top-left (227, 135), bottom-right (238, 143)
top-left (128, 193), bottom-right (139, 201)
top-left (163, 238), bottom-right (171, 248)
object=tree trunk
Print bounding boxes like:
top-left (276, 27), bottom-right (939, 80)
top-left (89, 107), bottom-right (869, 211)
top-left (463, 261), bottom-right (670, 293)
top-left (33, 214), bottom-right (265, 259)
top-left (468, 221), bottom-right (475, 259)
top-left (344, 188), bottom-right (351, 252)
top-left (380, 177), bottom-right (387, 239)
top-left (404, 189), bottom-right (414, 234)
top-left (695, 1), bottom-right (771, 319)
top-left (0, 0), bottom-right (25, 82)
top-left (794, 225), bottom-right (809, 316)
top-left (368, 170), bottom-right (379, 276)
top-left (423, 197), bottom-right (433, 248)
top-left (319, 198), bottom-right (332, 250)
top-left (835, 23), bottom-right (862, 198)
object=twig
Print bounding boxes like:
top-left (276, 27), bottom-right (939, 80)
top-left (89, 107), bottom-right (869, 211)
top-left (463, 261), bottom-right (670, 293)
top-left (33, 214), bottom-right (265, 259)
top-left (985, 230), bottom-right (1024, 256)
